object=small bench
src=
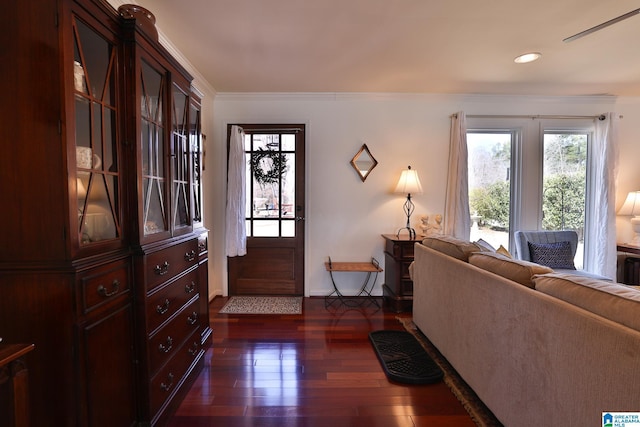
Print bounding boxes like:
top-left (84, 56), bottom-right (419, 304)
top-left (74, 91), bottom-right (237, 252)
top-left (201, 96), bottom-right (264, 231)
top-left (324, 257), bottom-right (382, 308)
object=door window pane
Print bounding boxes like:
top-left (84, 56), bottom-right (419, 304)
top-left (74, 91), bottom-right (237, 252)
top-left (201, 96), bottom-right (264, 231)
top-left (467, 132), bottom-right (512, 250)
top-left (281, 153), bottom-right (295, 219)
top-left (281, 134), bottom-right (295, 151)
top-left (542, 133), bottom-right (587, 268)
top-left (281, 220), bottom-right (295, 237)
top-left (253, 220), bottom-right (279, 237)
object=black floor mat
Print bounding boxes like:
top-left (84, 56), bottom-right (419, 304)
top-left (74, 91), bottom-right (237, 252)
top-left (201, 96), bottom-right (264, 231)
top-left (369, 330), bottom-right (444, 384)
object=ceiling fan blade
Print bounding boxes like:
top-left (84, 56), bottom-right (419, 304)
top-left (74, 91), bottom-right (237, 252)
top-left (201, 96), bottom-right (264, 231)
top-left (563, 8), bottom-right (640, 42)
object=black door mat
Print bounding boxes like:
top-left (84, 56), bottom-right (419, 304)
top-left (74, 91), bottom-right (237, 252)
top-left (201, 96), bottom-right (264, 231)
top-left (369, 330), bottom-right (444, 384)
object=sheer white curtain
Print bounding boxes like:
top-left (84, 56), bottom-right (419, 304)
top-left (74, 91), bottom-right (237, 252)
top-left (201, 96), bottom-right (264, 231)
top-left (225, 125), bottom-right (247, 257)
top-left (585, 113), bottom-right (619, 278)
top-left (444, 111), bottom-right (470, 239)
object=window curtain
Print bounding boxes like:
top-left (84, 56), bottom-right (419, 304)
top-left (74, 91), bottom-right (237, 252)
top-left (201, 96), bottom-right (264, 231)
top-left (225, 125), bottom-right (247, 257)
top-left (584, 113), bottom-right (619, 278)
top-left (444, 111), bottom-right (470, 239)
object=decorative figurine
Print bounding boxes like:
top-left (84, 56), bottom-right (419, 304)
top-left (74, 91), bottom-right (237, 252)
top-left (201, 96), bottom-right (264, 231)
top-left (419, 215), bottom-right (430, 236)
top-left (419, 214), bottom-right (444, 236)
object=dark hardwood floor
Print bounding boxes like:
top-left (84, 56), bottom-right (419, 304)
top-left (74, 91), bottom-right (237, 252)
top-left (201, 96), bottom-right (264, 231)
top-left (166, 297), bottom-right (476, 427)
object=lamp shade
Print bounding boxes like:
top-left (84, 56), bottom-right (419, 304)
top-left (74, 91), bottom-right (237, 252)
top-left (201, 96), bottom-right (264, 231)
top-left (394, 166), bottom-right (423, 195)
top-left (618, 191), bottom-right (640, 216)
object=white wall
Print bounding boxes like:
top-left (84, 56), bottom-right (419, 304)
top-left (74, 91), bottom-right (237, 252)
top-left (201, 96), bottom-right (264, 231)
top-left (614, 98), bottom-right (640, 243)
top-left (205, 93), bottom-right (640, 297)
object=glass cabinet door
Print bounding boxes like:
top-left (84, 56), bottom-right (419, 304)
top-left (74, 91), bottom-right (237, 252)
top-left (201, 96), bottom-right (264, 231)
top-left (73, 17), bottom-right (120, 245)
top-left (171, 84), bottom-right (190, 231)
top-left (140, 60), bottom-right (169, 237)
top-left (189, 98), bottom-right (203, 226)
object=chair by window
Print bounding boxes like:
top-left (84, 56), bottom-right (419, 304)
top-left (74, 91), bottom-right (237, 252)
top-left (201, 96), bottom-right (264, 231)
top-left (514, 230), bottom-right (610, 280)
top-left (514, 230), bottom-right (578, 264)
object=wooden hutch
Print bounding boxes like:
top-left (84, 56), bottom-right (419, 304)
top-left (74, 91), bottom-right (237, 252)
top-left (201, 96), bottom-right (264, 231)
top-left (0, 1), bottom-right (211, 426)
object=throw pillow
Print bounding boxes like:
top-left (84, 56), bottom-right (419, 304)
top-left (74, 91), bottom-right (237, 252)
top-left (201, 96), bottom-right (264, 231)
top-left (474, 238), bottom-right (496, 252)
top-left (497, 245), bottom-right (512, 258)
top-left (527, 241), bottom-right (576, 270)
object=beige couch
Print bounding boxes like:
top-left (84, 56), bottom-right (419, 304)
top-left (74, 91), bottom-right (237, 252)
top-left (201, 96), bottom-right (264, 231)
top-left (411, 235), bottom-right (640, 427)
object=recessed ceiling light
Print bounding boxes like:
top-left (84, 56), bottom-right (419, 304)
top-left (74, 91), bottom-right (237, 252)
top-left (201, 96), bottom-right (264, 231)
top-left (514, 52), bottom-right (542, 64)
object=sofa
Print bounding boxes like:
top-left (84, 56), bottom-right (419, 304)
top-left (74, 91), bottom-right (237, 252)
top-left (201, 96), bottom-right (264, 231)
top-left (411, 235), bottom-right (640, 427)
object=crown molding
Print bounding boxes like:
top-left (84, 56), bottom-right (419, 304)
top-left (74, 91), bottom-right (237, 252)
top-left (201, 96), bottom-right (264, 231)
top-left (214, 92), bottom-right (617, 105)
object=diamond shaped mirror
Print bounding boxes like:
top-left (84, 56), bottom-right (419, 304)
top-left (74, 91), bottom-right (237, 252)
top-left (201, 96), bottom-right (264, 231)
top-left (350, 144), bottom-right (378, 182)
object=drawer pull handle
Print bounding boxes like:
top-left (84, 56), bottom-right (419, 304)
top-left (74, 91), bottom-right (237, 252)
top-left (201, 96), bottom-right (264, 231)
top-left (184, 250), bottom-right (196, 262)
top-left (187, 311), bottom-right (198, 325)
top-left (185, 281), bottom-right (196, 294)
top-left (188, 341), bottom-right (199, 356)
top-left (160, 373), bottom-right (174, 392)
top-left (198, 242), bottom-right (206, 252)
top-left (156, 299), bottom-right (170, 315)
top-left (97, 280), bottom-right (120, 298)
top-left (154, 261), bottom-right (170, 276)
top-left (158, 336), bottom-right (173, 353)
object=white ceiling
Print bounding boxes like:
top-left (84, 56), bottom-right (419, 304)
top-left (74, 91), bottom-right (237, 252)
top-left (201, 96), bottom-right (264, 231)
top-left (138, 0), bottom-right (640, 96)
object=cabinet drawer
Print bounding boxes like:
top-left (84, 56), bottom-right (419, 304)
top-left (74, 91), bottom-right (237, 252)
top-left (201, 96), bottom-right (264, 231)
top-left (145, 239), bottom-right (199, 290)
top-left (146, 269), bottom-right (199, 334)
top-left (148, 297), bottom-right (201, 375)
top-left (386, 240), bottom-right (416, 259)
top-left (80, 260), bottom-right (131, 314)
top-left (149, 329), bottom-right (203, 417)
top-left (396, 242), bottom-right (415, 259)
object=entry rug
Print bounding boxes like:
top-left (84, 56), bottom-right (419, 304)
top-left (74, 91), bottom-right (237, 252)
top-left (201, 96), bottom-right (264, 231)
top-left (219, 296), bottom-right (302, 314)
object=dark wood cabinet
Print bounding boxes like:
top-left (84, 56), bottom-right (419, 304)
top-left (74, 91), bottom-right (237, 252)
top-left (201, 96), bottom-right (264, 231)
top-left (79, 296), bottom-right (137, 426)
top-left (617, 244), bottom-right (640, 285)
top-left (0, 344), bottom-right (35, 427)
top-left (0, 1), bottom-right (210, 426)
top-left (121, 10), bottom-right (212, 423)
top-left (382, 234), bottom-right (421, 312)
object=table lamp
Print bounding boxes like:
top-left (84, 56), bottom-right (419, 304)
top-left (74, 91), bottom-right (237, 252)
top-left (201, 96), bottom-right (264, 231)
top-left (618, 191), bottom-right (640, 245)
top-left (395, 166), bottom-right (423, 239)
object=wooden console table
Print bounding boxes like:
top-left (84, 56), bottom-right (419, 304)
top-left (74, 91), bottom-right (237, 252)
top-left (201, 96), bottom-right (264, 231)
top-left (324, 257), bottom-right (382, 308)
top-left (617, 244), bottom-right (640, 285)
top-left (0, 343), bottom-right (35, 427)
top-left (382, 234), bottom-right (421, 312)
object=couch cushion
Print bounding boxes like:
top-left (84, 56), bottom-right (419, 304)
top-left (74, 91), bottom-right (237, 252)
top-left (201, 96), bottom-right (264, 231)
top-left (422, 235), bottom-right (482, 261)
top-left (554, 268), bottom-right (611, 281)
top-left (533, 273), bottom-right (640, 332)
top-left (468, 251), bottom-right (554, 288)
top-left (527, 241), bottom-right (576, 269)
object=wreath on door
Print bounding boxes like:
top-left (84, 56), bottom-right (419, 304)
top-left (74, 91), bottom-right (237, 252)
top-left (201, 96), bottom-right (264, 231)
top-left (250, 148), bottom-right (288, 185)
